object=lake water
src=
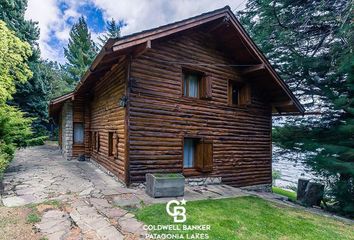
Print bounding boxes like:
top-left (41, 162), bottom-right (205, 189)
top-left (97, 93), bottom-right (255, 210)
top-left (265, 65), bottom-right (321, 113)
top-left (272, 146), bottom-right (317, 189)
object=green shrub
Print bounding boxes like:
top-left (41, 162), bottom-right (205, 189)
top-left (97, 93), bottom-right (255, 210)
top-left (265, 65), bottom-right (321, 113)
top-left (25, 136), bottom-right (48, 146)
top-left (0, 105), bottom-right (33, 176)
top-left (26, 212), bottom-right (41, 223)
top-left (272, 170), bottom-right (282, 184)
top-left (0, 150), bottom-right (11, 179)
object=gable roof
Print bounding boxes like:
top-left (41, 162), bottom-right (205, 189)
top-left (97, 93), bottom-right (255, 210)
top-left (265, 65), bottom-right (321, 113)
top-left (50, 6), bottom-right (304, 116)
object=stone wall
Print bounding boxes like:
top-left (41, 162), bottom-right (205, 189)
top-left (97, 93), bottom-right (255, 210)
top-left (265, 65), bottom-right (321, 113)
top-left (61, 101), bottom-right (73, 160)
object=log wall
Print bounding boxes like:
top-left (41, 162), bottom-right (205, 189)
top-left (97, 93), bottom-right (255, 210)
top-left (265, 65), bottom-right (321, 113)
top-left (88, 60), bottom-right (127, 182)
top-left (128, 31), bottom-right (272, 187)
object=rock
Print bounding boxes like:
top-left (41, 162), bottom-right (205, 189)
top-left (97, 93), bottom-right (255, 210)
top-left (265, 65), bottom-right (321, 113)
top-left (101, 208), bottom-right (128, 218)
top-left (297, 178), bottom-right (309, 202)
top-left (79, 186), bottom-right (95, 196)
top-left (113, 194), bottom-right (141, 208)
top-left (303, 182), bottom-right (324, 207)
top-left (36, 210), bottom-right (71, 240)
top-left (90, 198), bottom-right (111, 208)
top-left (2, 196), bottom-right (27, 207)
top-left (118, 217), bottom-right (143, 234)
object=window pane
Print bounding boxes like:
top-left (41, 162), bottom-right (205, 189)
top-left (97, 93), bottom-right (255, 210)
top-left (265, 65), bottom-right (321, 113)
top-left (183, 139), bottom-right (195, 168)
top-left (74, 123), bottom-right (84, 144)
top-left (232, 84), bottom-right (239, 105)
top-left (188, 75), bottom-right (199, 97)
top-left (183, 77), bottom-right (187, 96)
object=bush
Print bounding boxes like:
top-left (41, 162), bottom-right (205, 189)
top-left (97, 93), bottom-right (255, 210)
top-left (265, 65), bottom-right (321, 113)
top-left (0, 105), bottom-right (33, 176)
top-left (272, 170), bottom-right (282, 185)
top-left (0, 143), bottom-right (15, 178)
top-left (25, 136), bottom-right (48, 146)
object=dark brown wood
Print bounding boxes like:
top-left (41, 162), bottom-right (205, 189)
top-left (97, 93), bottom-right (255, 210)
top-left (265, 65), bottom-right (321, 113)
top-left (128, 30), bottom-right (272, 187)
top-left (49, 7), bottom-right (304, 188)
top-left (241, 64), bottom-right (265, 75)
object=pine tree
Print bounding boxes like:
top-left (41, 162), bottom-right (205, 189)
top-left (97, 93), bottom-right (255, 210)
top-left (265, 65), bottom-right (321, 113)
top-left (0, 0), bottom-right (51, 135)
top-left (98, 18), bottom-right (125, 46)
top-left (64, 16), bottom-right (98, 83)
top-left (238, 0), bottom-right (353, 216)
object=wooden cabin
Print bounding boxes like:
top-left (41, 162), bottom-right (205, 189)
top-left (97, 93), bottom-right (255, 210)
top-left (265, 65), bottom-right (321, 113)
top-left (49, 6), bottom-right (304, 188)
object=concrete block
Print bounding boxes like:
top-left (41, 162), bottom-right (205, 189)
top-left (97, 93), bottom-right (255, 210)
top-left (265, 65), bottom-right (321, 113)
top-left (146, 173), bottom-right (185, 198)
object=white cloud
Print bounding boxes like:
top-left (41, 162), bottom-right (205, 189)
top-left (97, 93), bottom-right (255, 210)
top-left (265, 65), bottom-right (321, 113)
top-left (25, 0), bottom-right (246, 63)
top-left (92, 0), bottom-right (246, 36)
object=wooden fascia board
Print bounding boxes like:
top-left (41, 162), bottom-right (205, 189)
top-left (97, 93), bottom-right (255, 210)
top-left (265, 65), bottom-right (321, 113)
top-left (50, 92), bottom-right (74, 105)
top-left (242, 64), bottom-right (265, 75)
top-left (132, 40), bottom-right (152, 58)
top-left (227, 11), bottom-right (305, 113)
top-left (112, 12), bottom-right (228, 52)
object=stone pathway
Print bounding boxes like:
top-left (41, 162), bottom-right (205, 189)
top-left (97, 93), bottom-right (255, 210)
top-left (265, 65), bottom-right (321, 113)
top-left (0, 144), bottom-right (248, 240)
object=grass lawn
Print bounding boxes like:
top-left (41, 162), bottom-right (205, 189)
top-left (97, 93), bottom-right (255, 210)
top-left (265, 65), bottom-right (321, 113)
top-left (272, 186), bottom-right (297, 201)
top-left (136, 196), bottom-right (354, 240)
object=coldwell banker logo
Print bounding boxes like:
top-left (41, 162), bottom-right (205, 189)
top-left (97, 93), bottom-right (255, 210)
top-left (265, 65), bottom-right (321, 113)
top-left (166, 199), bottom-right (187, 223)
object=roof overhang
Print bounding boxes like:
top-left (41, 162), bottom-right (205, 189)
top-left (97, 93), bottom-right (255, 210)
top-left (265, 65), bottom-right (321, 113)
top-left (49, 6), bottom-right (304, 118)
top-left (48, 92), bottom-right (74, 119)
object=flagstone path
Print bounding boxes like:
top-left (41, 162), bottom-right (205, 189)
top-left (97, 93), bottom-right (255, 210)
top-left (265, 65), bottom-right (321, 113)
top-left (0, 144), bottom-right (247, 240)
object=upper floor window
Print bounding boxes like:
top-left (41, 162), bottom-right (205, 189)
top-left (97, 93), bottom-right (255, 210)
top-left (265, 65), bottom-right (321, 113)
top-left (228, 80), bottom-right (251, 106)
top-left (182, 69), bottom-right (212, 99)
top-left (183, 70), bottom-right (201, 98)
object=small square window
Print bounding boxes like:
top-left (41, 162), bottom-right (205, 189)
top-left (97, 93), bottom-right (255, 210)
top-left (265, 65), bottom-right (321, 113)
top-left (228, 80), bottom-right (251, 106)
top-left (183, 138), bottom-right (213, 172)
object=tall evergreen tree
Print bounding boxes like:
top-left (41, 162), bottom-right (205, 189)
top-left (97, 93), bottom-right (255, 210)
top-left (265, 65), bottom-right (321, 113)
top-left (64, 16), bottom-right (98, 83)
top-left (0, 0), bottom-right (50, 135)
top-left (0, 0), bottom-right (40, 58)
top-left (98, 18), bottom-right (125, 46)
top-left (238, 0), bottom-right (353, 216)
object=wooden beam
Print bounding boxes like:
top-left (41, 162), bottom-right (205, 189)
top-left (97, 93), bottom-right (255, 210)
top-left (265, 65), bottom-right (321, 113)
top-left (112, 12), bottom-right (228, 52)
top-left (271, 100), bottom-right (293, 107)
top-left (241, 64), bottom-right (265, 75)
top-left (132, 40), bottom-right (152, 58)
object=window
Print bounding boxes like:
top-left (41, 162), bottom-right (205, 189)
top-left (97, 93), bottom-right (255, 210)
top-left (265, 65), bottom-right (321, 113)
top-left (108, 132), bottom-right (113, 156)
top-left (228, 80), bottom-right (251, 106)
top-left (183, 138), bottom-right (213, 172)
top-left (229, 81), bottom-right (239, 105)
top-left (92, 132), bottom-right (100, 152)
top-left (183, 71), bottom-right (201, 98)
top-left (73, 123), bottom-right (84, 144)
top-left (183, 138), bottom-right (197, 168)
top-left (93, 132), bottom-right (97, 150)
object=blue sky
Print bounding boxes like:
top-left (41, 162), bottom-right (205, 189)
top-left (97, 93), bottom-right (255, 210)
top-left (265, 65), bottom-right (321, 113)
top-left (25, 0), bottom-right (246, 63)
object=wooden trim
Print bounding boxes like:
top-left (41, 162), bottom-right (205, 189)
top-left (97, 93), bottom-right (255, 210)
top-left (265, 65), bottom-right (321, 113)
top-left (124, 56), bottom-right (132, 186)
top-left (56, 6), bottom-right (303, 115)
top-left (241, 64), bottom-right (265, 75)
top-left (227, 12), bottom-right (304, 113)
top-left (112, 11), bottom-right (228, 51)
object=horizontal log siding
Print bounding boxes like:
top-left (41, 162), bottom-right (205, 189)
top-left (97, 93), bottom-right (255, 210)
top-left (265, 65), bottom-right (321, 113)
top-left (129, 31), bottom-right (272, 187)
top-left (89, 60), bottom-right (127, 182)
